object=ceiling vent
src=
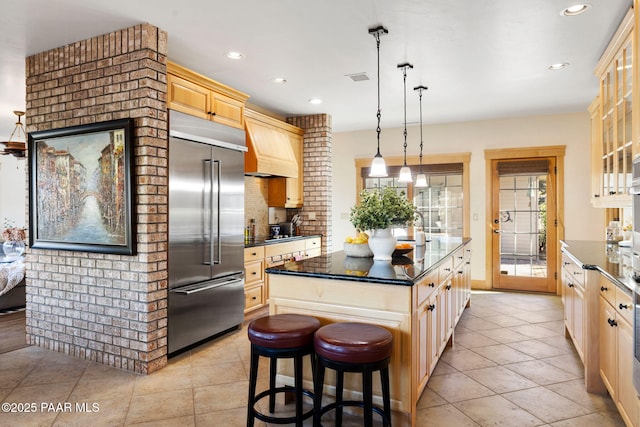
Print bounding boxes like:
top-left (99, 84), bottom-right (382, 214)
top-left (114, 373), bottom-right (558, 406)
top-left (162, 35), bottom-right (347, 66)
top-left (346, 72), bottom-right (370, 82)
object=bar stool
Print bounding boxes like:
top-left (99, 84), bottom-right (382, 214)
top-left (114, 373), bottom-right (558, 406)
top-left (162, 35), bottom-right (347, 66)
top-left (313, 322), bottom-right (393, 427)
top-left (247, 313), bottom-right (321, 427)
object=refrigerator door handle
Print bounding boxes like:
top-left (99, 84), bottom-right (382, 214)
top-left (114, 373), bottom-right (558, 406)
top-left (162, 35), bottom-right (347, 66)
top-left (212, 159), bottom-right (221, 265)
top-left (203, 160), bottom-right (212, 266)
top-left (170, 276), bottom-right (244, 295)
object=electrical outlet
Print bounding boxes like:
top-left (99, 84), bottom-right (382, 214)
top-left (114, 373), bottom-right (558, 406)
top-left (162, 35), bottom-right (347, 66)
top-left (308, 212), bottom-right (316, 221)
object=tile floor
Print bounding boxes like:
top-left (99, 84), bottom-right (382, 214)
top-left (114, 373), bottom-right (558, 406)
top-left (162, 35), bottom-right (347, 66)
top-left (0, 290), bottom-right (628, 426)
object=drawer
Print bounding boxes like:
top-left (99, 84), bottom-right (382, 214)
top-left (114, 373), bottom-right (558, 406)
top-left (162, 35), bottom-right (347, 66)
top-left (244, 246), bottom-right (265, 262)
top-left (615, 285), bottom-right (633, 325)
top-left (265, 240), bottom-right (306, 258)
top-left (417, 270), bottom-right (438, 305)
top-left (244, 260), bottom-right (264, 285)
top-left (438, 257), bottom-right (454, 283)
top-left (599, 276), bottom-right (616, 306)
top-left (453, 248), bottom-right (465, 267)
top-left (305, 248), bottom-right (321, 259)
top-left (561, 254), bottom-right (584, 286)
top-left (305, 237), bottom-right (321, 250)
top-left (244, 285), bottom-right (264, 312)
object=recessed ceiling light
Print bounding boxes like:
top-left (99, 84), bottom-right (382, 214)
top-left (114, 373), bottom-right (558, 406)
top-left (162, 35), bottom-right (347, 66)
top-left (548, 62), bottom-right (570, 70)
top-left (561, 4), bottom-right (591, 16)
top-left (272, 77), bottom-right (287, 84)
top-left (308, 98), bottom-right (323, 105)
top-left (225, 51), bottom-right (245, 60)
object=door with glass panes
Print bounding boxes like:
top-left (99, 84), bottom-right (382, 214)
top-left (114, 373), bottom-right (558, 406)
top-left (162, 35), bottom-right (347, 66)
top-left (491, 158), bottom-right (557, 293)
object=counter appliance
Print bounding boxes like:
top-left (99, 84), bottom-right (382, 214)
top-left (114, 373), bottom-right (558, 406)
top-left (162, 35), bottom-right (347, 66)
top-left (168, 110), bottom-right (247, 354)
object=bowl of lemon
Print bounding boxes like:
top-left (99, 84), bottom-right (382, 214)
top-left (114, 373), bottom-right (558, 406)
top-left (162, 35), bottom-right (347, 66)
top-left (343, 232), bottom-right (374, 257)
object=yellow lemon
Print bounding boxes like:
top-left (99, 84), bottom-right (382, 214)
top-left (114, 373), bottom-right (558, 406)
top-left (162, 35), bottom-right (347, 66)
top-left (345, 236), bottom-right (353, 243)
top-left (353, 237), bottom-right (365, 244)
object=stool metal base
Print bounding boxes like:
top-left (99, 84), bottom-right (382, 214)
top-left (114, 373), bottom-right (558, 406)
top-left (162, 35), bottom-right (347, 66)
top-left (313, 355), bottom-right (392, 427)
top-left (247, 344), bottom-right (316, 427)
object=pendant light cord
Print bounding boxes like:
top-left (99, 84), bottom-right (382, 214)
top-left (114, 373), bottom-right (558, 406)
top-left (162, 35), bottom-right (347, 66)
top-left (414, 85), bottom-right (428, 174)
top-left (375, 32), bottom-right (382, 157)
top-left (402, 66), bottom-right (408, 166)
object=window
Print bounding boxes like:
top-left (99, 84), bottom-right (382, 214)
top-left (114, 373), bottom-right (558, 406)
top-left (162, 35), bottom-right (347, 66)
top-left (356, 154), bottom-right (470, 239)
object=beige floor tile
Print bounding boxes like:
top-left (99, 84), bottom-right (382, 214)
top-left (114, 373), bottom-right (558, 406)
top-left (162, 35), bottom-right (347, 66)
top-left (508, 324), bottom-right (563, 339)
top-left (537, 320), bottom-right (566, 333)
top-left (475, 327), bottom-right (530, 344)
top-left (454, 332), bottom-right (500, 349)
top-left (127, 415), bottom-right (196, 427)
top-left (191, 361), bottom-right (248, 388)
top-left (481, 313), bottom-right (531, 327)
top-left (52, 397), bottom-right (130, 427)
top-left (80, 362), bottom-right (139, 382)
top-left (465, 306), bottom-right (502, 319)
top-left (545, 379), bottom-right (618, 413)
top-left (464, 365), bottom-right (539, 393)
top-left (416, 403), bottom-right (480, 426)
top-left (548, 411), bottom-right (627, 427)
top-left (542, 353), bottom-right (586, 378)
top-left (69, 374), bottom-right (137, 402)
top-left (503, 359), bottom-right (580, 385)
top-left (456, 315), bottom-right (501, 331)
top-left (506, 339), bottom-right (571, 359)
top-left (126, 388), bottom-right (194, 425)
top-left (193, 380), bottom-right (249, 414)
top-left (0, 346), bottom-right (47, 370)
top-left (542, 335), bottom-right (579, 353)
top-left (198, 406), bottom-right (264, 427)
top-left (440, 348), bottom-right (496, 371)
top-left (134, 365), bottom-right (192, 395)
top-left (427, 372), bottom-right (494, 403)
top-left (18, 362), bottom-right (86, 387)
top-left (510, 309), bottom-right (564, 324)
top-left (416, 387), bottom-right (448, 408)
top-left (0, 366), bottom-right (35, 389)
top-left (471, 344), bottom-right (534, 365)
top-left (189, 342), bottom-right (242, 367)
top-left (454, 394), bottom-right (543, 426)
top-left (502, 386), bottom-right (591, 423)
top-left (430, 358), bottom-right (457, 376)
top-left (2, 381), bottom-right (77, 426)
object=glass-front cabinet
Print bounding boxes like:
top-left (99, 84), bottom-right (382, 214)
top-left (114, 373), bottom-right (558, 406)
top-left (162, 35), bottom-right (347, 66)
top-left (591, 9), bottom-right (634, 208)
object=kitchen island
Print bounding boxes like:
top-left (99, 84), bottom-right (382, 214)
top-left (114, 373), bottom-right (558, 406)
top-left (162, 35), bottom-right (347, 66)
top-left (265, 237), bottom-right (472, 427)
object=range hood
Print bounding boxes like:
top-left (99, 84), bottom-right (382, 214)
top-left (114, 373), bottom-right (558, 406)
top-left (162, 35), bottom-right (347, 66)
top-left (244, 113), bottom-right (298, 178)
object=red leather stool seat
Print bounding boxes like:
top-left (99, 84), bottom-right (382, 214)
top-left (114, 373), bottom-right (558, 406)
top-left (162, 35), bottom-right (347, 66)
top-left (248, 313), bottom-right (321, 349)
top-left (314, 322), bottom-right (393, 364)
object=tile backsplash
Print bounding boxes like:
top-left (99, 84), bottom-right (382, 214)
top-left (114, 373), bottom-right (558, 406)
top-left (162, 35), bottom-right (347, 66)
top-left (244, 176), bottom-right (269, 236)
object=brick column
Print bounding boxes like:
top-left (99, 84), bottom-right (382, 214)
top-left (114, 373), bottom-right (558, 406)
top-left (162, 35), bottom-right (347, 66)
top-left (25, 24), bottom-right (168, 374)
top-left (287, 114), bottom-right (332, 254)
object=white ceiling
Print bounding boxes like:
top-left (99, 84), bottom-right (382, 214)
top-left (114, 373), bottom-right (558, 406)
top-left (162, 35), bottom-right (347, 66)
top-left (0, 0), bottom-right (633, 138)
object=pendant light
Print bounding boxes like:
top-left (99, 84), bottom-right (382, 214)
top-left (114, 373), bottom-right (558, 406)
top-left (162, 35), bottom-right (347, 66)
top-left (0, 111), bottom-right (27, 158)
top-left (368, 26), bottom-right (388, 177)
top-left (397, 63), bottom-right (413, 183)
top-left (414, 85), bottom-right (428, 187)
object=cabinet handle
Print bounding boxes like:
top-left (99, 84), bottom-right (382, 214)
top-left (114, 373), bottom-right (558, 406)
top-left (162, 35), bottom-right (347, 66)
top-left (568, 283), bottom-right (574, 288)
top-left (609, 191), bottom-right (617, 195)
top-left (601, 286), bottom-right (608, 292)
top-left (444, 268), bottom-right (451, 272)
top-left (458, 256), bottom-right (463, 259)
top-left (427, 304), bottom-right (435, 311)
top-left (619, 303), bottom-right (629, 310)
top-left (465, 261), bottom-right (470, 265)
top-left (593, 194), bottom-right (600, 198)
top-left (446, 285), bottom-right (451, 290)
top-left (563, 261), bottom-right (570, 266)
top-left (572, 271), bottom-right (582, 276)
top-left (458, 270), bottom-right (463, 274)
top-left (429, 282), bottom-right (435, 288)
top-left (252, 272), bottom-right (257, 275)
top-left (252, 296), bottom-right (257, 300)
top-left (608, 318), bottom-right (618, 327)
top-left (211, 112), bottom-right (216, 116)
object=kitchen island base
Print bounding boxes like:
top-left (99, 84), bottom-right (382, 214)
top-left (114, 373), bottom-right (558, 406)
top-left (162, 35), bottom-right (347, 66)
top-left (266, 238), bottom-right (472, 427)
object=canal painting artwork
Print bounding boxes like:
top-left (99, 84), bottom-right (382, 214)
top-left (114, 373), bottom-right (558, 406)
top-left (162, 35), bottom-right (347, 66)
top-left (29, 120), bottom-right (135, 255)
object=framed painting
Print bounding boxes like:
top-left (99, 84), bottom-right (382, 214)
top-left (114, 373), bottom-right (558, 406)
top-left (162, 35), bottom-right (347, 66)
top-left (28, 119), bottom-right (136, 255)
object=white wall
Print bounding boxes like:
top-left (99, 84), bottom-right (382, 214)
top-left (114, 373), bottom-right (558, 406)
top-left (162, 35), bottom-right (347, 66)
top-left (0, 155), bottom-right (27, 231)
top-left (332, 111), bottom-right (604, 284)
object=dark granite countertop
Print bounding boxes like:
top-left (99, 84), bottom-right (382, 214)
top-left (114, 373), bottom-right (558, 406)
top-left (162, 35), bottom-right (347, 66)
top-left (244, 235), bottom-right (321, 248)
top-left (560, 240), bottom-right (636, 294)
top-left (265, 236), bottom-right (471, 286)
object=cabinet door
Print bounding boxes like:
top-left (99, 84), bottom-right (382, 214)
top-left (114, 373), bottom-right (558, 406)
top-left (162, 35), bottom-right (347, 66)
top-left (562, 268), bottom-right (574, 336)
top-left (210, 92), bottom-right (244, 129)
top-left (167, 73), bottom-right (211, 120)
top-left (599, 297), bottom-right (618, 398)
top-left (617, 317), bottom-right (639, 427)
top-left (417, 301), bottom-right (430, 387)
top-left (573, 284), bottom-right (585, 362)
top-left (285, 131), bottom-right (304, 207)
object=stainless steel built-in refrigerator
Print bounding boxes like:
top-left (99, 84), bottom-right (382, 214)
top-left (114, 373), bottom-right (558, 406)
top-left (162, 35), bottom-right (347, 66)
top-left (168, 110), bottom-right (246, 355)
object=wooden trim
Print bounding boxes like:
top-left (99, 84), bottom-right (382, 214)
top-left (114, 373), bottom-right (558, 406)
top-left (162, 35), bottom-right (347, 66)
top-left (594, 7), bottom-right (634, 77)
top-left (167, 60), bottom-right (250, 102)
top-left (355, 153), bottom-right (472, 237)
top-left (484, 146), bottom-right (565, 294)
top-left (244, 108), bottom-right (303, 135)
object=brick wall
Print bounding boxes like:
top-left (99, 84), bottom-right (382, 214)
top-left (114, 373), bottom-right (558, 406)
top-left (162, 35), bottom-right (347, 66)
top-left (287, 114), bottom-right (332, 254)
top-left (24, 24), bottom-right (168, 374)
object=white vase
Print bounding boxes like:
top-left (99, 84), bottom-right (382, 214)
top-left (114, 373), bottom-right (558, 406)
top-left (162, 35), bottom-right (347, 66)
top-left (368, 260), bottom-right (396, 279)
top-left (368, 228), bottom-right (397, 261)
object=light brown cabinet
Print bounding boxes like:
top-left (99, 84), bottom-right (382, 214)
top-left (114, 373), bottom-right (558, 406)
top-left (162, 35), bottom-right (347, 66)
top-left (268, 129), bottom-right (304, 208)
top-left (243, 237), bottom-right (321, 313)
top-left (167, 61), bottom-right (249, 130)
top-left (591, 9), bottom-right (634, 207)
top-left (599, 277), bottom-right (638, 427)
